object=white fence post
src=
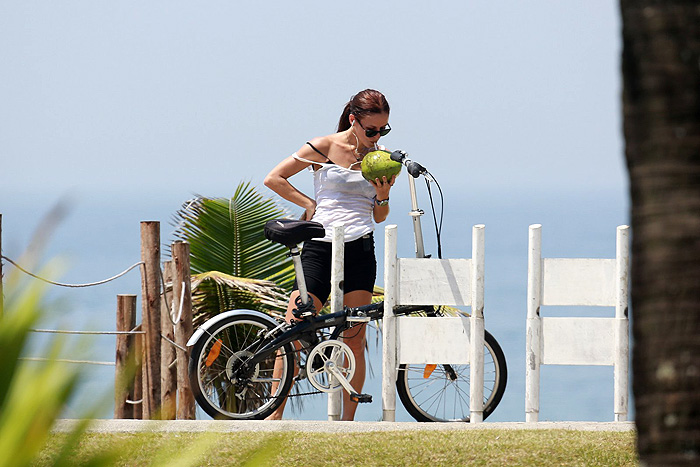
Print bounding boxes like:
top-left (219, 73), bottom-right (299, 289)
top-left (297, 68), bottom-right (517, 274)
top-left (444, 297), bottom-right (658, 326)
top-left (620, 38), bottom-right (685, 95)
top-left (328, 225), bottom-right (344, 421)
top-left (383, 223), bottom-right (486, 423)
top-left (614, 225), bottom-right (630, 422)
top-left (525, 224), bottom-right (630, 422)
top-left (525, 224), bottom-right (542, 423)
top-left (382, 225), bottom-right (399, 422)
top-left (470, 225), bottom-right (485, 423)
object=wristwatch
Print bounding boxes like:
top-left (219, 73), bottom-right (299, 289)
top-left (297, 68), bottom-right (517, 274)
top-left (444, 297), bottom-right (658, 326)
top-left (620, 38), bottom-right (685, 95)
top-left (375, 197), bottom-right (389, 206)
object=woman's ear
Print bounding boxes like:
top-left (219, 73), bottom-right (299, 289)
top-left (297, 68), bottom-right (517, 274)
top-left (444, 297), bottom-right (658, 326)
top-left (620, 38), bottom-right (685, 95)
top-left (348, 113), bottom-right (355, 126)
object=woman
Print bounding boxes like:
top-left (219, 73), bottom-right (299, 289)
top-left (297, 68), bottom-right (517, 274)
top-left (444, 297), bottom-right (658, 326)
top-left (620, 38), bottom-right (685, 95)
top-left (263, 89), bottom-right (395, 421)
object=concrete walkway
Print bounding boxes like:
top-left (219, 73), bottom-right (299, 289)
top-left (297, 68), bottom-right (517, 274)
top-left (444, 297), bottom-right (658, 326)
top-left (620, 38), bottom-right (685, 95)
top-left (53, 419), bottom-right (635, 433)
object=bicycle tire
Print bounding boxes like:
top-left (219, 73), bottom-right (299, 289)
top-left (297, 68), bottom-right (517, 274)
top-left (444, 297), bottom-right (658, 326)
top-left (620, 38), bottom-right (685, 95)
top-left (188, 313), bottom-right (295, 420)
top-left (396, 330), bottom-right (507, 422)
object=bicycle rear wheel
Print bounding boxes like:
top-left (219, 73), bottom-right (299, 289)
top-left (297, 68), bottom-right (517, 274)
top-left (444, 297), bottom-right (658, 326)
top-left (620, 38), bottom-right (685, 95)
top-left (396, 330), bottom-right (507, 422)
top-left (188, 313), bottom-right (294, 420)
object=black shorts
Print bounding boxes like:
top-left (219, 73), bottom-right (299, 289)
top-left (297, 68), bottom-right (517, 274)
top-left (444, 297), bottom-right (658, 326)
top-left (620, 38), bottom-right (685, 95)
top-left (293, 233), bottom-right (377, 305)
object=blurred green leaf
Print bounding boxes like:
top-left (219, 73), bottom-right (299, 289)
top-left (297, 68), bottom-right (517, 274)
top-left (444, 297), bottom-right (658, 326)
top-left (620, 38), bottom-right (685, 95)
top-left (0, 276), bottom-right (99, 467)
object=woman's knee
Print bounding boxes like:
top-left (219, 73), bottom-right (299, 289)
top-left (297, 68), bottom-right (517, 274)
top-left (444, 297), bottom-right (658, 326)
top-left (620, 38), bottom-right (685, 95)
top-left (285, 290), bottom-right (323, 322)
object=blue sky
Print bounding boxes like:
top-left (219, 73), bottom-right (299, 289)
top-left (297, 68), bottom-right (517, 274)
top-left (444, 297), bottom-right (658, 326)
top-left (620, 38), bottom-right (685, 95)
top-left (1, 1), bottom-right (625, 203)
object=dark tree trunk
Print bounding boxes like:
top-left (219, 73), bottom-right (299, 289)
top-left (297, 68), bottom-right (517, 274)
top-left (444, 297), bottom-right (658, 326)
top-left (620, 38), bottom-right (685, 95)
top-left (620, 1), bottom-right (700, 465)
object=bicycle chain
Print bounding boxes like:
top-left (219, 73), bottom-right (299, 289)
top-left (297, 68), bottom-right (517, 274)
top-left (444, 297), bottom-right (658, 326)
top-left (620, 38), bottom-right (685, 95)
top-left (239, 334), bottom-right (327, 400)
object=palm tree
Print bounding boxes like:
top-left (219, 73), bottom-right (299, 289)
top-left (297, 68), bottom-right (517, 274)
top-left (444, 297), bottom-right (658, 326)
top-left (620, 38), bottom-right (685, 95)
top-left (171, 182), bottom-right (296, 325)
top-left (621, 1), bottom-right (700, 464)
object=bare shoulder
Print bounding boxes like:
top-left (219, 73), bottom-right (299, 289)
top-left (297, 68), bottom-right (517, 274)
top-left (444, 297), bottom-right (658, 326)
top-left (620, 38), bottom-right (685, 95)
top-left (296, 135), bottom-right (333, 162)
top-left (307, 136), bottom-right (333, 154)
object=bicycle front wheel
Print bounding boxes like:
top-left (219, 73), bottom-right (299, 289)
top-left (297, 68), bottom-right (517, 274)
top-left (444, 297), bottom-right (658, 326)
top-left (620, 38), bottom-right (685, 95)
top-left (188, 313), bottom-right (294, 420)
top-left (396, 330), bottom-right (507, 422)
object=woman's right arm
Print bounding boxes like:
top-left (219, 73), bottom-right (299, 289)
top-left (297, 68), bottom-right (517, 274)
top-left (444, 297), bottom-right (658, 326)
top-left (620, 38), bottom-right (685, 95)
top-left (264, 144), bottom-right (325, 220)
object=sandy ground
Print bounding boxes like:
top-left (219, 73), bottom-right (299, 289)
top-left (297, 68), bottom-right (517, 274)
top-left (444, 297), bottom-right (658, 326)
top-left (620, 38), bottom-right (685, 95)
top-left (53, 419), bottom-right (635, 433)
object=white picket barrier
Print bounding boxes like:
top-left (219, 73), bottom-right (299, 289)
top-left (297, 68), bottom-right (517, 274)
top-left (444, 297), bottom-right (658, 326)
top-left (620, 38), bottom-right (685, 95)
top-left (525, 224), bottom-right (630, 422)
top-left (382, 224), bottom-right (486, 422)
top-left (327, 225), bottom-right (344, 420)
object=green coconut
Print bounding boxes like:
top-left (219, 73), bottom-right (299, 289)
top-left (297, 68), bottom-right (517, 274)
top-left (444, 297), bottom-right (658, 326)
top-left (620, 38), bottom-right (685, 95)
top-left (361, 150), bottom-right (402, 182)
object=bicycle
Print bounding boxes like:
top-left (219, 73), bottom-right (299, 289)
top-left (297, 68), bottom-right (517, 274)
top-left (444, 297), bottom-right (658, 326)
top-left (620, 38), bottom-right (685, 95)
top-left (187, 151), bottom-right (507, 422)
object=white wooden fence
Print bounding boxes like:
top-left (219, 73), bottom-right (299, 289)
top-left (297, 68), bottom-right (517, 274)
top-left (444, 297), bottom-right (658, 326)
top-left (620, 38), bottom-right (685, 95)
top-left (382, 224), bottom-right (486, 422)
top-left (328, 225), bottom-right (344, 420)
top-left (525, 224), bottom-right (630, 422)
top-left (324, 222), bottom-right (629, 423)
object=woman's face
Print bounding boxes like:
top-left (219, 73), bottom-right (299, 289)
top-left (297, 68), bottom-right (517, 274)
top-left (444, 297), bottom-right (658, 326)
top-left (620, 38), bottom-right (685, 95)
top-left (352, 112), bottom-right (390, 146)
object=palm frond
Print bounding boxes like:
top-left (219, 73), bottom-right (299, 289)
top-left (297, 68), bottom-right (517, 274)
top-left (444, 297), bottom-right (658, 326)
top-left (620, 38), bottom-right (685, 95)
top-left (173, 183), bottom-right (296, 287)
top-left (171, 182), bottom-right (297, 321)
top-left (190, 271), bottom-right (288, 326)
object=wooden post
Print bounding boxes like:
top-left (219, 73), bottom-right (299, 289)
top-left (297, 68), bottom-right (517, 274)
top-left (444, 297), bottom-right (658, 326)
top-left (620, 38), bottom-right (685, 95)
top-left (160, 261), bottom-right (176, 420)
top-left (382, 225), bottom-right (398, 422)
top-left (133, 324), bottom-right (143, 419)
top-left (525, 224), bottom-right (542, 423)
top-left (140, 221), bottom-right (161, 419)
top-left (614, 225), bottom-right (630, 422)
top-left (328, 225), bottom-right (344, 421)
top-left (115, 294), bottom-right (137, 419)
top-left (469, 225), bottom-right (486, 423)
top-left (172, 241), bottom-right (195, 419)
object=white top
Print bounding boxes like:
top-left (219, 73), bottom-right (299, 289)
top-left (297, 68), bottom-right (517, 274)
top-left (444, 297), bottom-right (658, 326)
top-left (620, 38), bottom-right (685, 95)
top-left (293, 153), bottom-right (376, 242)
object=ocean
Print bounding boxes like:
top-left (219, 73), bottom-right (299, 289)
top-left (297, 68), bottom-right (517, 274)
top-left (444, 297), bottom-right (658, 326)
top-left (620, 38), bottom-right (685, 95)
top-left (1, 184), bottom-right (630, 422)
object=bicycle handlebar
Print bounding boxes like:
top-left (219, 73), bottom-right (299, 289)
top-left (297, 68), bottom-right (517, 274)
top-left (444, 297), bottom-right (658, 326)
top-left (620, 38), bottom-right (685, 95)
top-left (346, 302), bottom-right (384, 320)
top-left (345, 301), bottom-right (436, 320)
top-left (390, 150), bottom-right (429, 179)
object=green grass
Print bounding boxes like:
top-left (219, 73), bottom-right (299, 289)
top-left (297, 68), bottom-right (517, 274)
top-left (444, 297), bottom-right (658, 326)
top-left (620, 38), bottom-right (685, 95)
top-left (38, 430), bottom-right (637, 466)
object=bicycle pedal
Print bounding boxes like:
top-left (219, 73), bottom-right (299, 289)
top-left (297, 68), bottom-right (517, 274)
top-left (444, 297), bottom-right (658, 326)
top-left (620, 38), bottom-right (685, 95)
top-left (350, 393), bottom-right (372, 403)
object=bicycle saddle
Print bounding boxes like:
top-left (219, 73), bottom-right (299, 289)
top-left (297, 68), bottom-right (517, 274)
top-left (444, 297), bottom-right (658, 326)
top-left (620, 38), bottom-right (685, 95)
top-left (264, 219), bottom-right (326, 248)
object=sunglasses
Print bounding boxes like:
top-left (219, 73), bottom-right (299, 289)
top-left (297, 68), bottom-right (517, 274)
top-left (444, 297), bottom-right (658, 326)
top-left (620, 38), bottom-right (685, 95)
top-left (357, 119), bottom-right (391, 138)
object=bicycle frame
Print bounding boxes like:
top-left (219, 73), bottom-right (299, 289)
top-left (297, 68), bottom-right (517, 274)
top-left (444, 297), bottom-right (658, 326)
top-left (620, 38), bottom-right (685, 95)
top-left (237, 301), bottom-right (426, 378)
top-left (240, 309), bottom-right (354, 373)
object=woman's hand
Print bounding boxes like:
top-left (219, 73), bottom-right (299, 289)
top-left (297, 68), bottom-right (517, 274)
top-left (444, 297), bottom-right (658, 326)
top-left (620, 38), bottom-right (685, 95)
top-left (301, 201), bottom-right (317, 221)
top-left (371, 174), bottom-right (396, 200)
top-left (264, 151), bottom-right (323, 221)
top-left (370, 175), bottom-right (395, 223)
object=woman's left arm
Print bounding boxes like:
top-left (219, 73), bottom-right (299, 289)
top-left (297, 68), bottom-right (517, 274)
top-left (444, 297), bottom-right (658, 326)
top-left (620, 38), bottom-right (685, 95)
top-left (371, 175), bottom-right (396, 223)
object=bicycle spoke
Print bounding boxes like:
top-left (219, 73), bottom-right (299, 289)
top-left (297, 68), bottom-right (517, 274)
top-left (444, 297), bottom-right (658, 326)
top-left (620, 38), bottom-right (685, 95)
top-left (190, 315), bottom-right (296, 419)
top-left (397, 332), bottom-right (507, 422)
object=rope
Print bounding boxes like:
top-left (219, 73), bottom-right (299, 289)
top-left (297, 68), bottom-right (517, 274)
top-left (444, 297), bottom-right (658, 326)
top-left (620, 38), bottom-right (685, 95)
top-left (1, 255), bottom-right (144, 288)
top-left (160, 333), bottom-right (187, 353)
top-left (159, 269), bottom-right (183, 325)
top-left (23, 325), bottom-right (143, 367)
top-left (159, 265), bottom-right (186, 326)
top-left (20, 357), bottom-right (115, 366)
top-left (126, 399), bottom-right (143, 405)
top-left (30, 329), bottom-right (145, 335)
top-left (172, 282), bottom-right (185, 325)
top-left (159, 266), bottom-right (172, 312)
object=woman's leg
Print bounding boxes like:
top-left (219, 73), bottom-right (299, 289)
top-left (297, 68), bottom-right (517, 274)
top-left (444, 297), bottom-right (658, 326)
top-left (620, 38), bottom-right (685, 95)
top-left (265, 290), bottom-right (323, 420)
top-left (341, 289), bottom-right (373, 421)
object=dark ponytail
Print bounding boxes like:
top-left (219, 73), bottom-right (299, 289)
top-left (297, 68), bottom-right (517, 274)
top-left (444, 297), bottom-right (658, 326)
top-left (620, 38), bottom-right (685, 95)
top-left (337, 89), bottom-right (390, 132)
top-left (337, 102), bottom-right (354, 132)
